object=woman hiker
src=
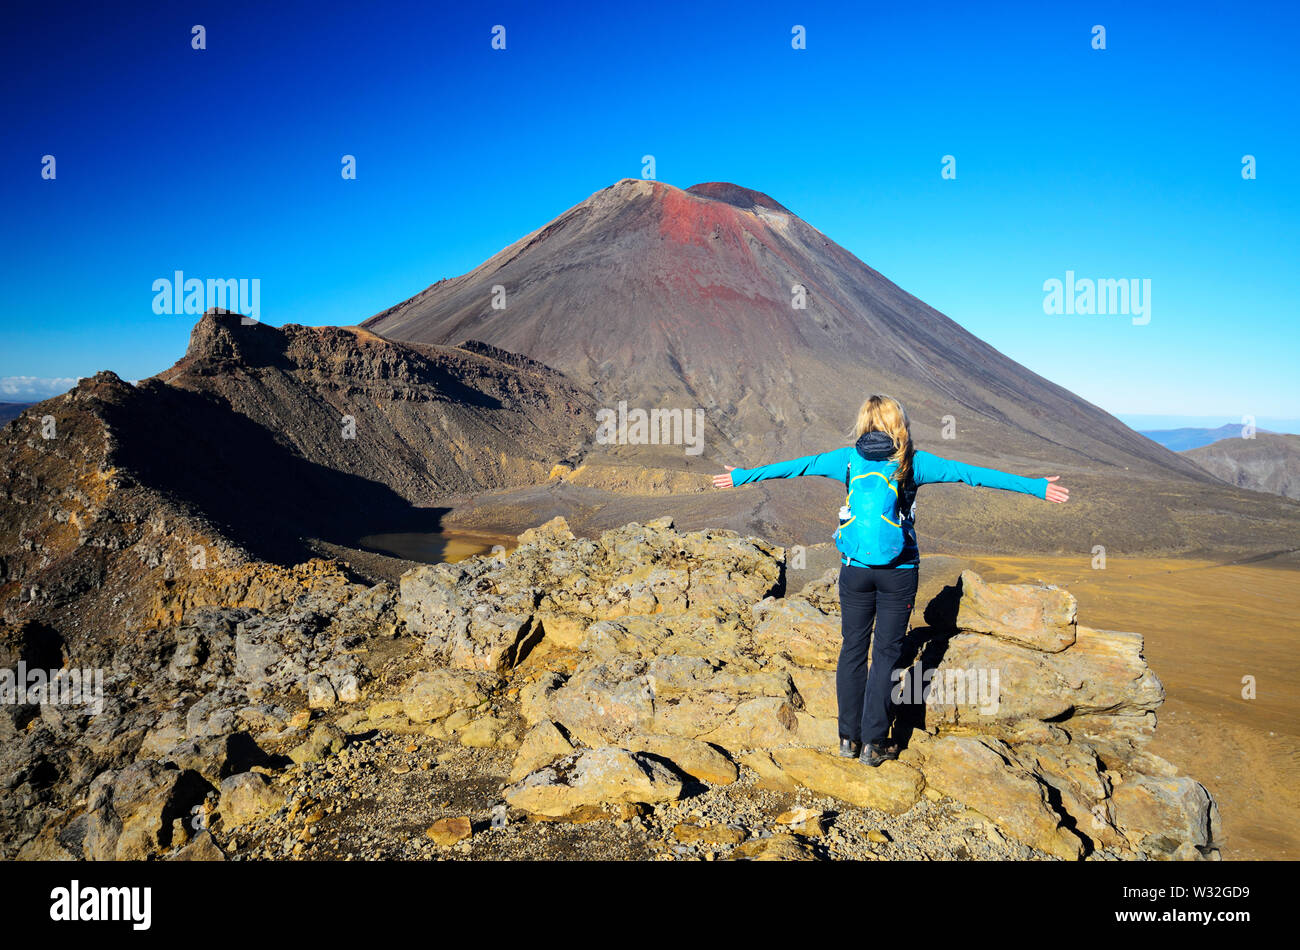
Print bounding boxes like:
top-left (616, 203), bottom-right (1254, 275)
top-left (711, 394), bottom-right (1070, 767)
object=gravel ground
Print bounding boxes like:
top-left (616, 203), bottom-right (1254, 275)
top-left (202, 729), bottom-right (1128, 862)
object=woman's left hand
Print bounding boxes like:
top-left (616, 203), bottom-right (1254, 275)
top-left (1041, 476), bottom-right (1069, 503)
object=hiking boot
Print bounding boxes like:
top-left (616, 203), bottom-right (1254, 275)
top-left (858, 740), bottom-right (901, 768)
top-left (838, 738), bottom-right (863, 758)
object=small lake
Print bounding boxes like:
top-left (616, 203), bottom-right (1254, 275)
top-left (357, 529), bottom-right (516, 565)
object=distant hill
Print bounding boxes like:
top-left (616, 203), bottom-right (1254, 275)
top-left (0, 311), bottom-right (597, 637)
top-left (1140, 423), bottom-right (1274, 452)
top-left (0, 403), bottom-right (32, 425)
top-left (1184, 433), bottom-right (1300, 501)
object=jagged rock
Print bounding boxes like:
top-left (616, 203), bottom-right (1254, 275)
top-left (400, 669), bottom-right (493, 723)
top-left (519, 672), bottom-right (566, 726)
top-left (399, 560), bottom-right (542, 671)
top-left (1111, 774), bottom-right (1221, 860)
top-left (738, 750), bottom-right (798, 792)
top-left (578, 613), bottom-right (748, 662)
top-left (397, 521), bottom-right (782, 672)
top-left (288, 722), bottom-right (345, 765)
top-left (516, 516), bottom-right (576, 548)
top-left (1012, 742), bottom-right (1125, 851)
top-left (537, 612), bottom-right (589, 649)
top-left (727, 833), bottom-right (818, 861)
top-left (426, 816), bottom-right (473, 846)
top-left (503, 747), bottom-right (684, 817)
top-left (0, 511), bottom-right (1224, 863)
top-left (82, 760), bottom-right (212, 861)
top-left (161, 732), bottom-right (276, 785)
top-left (786, 667), bottom-right (837, 718)
top-left (751, 598), bottom-right (841, 669)
top-left (510, 721), bottom-right (575, 782)
top-left (954, 570), bottom-right (1078, 652)
top-left (544, 652), bottom-right (810, 754)
top-left (307, 673), bottom-right (337, 709)
top-left (333, 582), bottom-right (400, 638)
top-left (918, 620), bottom-right (1163, 740)
top-left (624, 735), bottom-right (739, 786)
top-left (172, 830), bottom-right (225, 861)
top-left (769, 747), bottom-right (925, 814)
top-left (218, 772), bottom-right (283, 828)
top-left (921, 737), bottom-right (1084, 861)
top-left (457, 715), bottom-right (509, 748)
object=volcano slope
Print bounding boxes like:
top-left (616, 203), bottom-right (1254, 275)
top-left (363, 178), bottom-right (1300, 561)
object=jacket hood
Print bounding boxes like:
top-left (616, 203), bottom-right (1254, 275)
top-left (855, 429), bottom-right (898, 461)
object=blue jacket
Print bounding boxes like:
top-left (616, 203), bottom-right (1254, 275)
top-left (729, 437), bottom-right (1048, 568)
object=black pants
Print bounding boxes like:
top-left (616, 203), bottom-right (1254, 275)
top-left (836, 563), bottom-right (919, 744)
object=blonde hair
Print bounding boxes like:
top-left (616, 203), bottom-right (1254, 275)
top-left (853, 394), bottom-right (913, 486)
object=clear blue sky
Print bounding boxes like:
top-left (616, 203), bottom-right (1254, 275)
top-left (2, 0), bottom-right (1297, 428)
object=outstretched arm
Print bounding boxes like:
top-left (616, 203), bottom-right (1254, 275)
top-left (713, 447), bottom-right (852, 489)
top-left (913, 450), bottom-right (1069, 503)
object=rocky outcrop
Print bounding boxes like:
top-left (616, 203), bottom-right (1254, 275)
top-left (1, 516), bottom-right (1220, 862)
top-left (386, 517), bottom-right (1216, 860)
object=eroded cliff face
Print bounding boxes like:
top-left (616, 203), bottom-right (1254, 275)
top-left (164, 313), bottom-right (596, 505)
top-left (6, 517), bottom-right (1219, 863)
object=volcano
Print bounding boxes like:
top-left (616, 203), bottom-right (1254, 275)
top-left (365, 179), bottom-right (1200, 475)
top-left (363, 179), bottom-right (1299, 559)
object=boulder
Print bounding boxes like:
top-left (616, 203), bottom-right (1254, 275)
top-left (1111, 774), bottom-right (1221, 859)
top-left (218, 772), bottom-right (283, 828)
top-left (398, 561), bottom-right (542, 671)
top-left (751, 598), bottom-right (841, 669)
top-left (624, 734), bottom-right (739, 785)
top-left (172, 831), bottom-right (226, 861)
top-left (288, 722), bottom-right (345, 764)
top-left (510, 720), bottom-right (575, 782)
top-left (727, 833), bottom-right (818, 861)
top-left (82, 761), bottom-right (212, 861)
top-left (426, 817), bottom-right (473, 847)
top-left (401, 669), bottom-right (493, 723)
top-left (954, 569), bottom-right (1077, 652)
top-left (921, 737), bottom-right (1084, 860)
top-left (457, 715), bottom-right (509, 748)
top-left (769, 747), bottom-right (924, 814)
top-left (503, 747), bottom-right (684, 818)
top-left (161, 732), bottom-right (276, 785)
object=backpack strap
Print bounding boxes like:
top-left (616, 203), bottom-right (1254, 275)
top-left (900, 471), bottom-right (918, 521)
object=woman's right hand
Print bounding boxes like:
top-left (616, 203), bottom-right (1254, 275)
top-left (712, 465), bottom-right (736, 489)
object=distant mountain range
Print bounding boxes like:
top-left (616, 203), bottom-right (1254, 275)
top-left (1140, 423), bottom-right (1275, 452)
top-left (1136, 425), bottom-right (1298, 500)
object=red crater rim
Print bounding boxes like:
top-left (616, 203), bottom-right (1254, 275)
top-left (685, 181), bottom-right (790, 213)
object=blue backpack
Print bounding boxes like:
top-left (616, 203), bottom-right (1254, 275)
top-left (835, 453), bottom-right (917, 566)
